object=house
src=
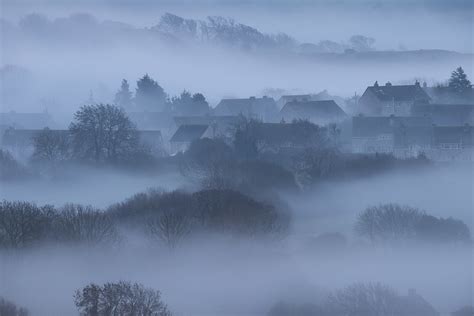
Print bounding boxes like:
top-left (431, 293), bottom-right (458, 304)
top-left (352, 116), bottom-right (432, 158)
top-left (411, 103), bottom-right (474, 126)
top-left (243, 121), bottom-right (326, 153)
top-left (0, 111), bottom-right (55, 129)
top-left (280, 100), bottom-right (347, 125)
top-left (127, 111), bottom-right (174, 140)
top-left (169, 124), bottom-right (211, 154)
top-left (358, 81), bottom-right (431, 116)
top-left (277, 94), bottom-right (313, 109)
top-left (214, 96), bottom-right (278, 122)
top-left (173, 115), bottom-right (241, 141)
top-left (137, 130), bottom-right (165, 156)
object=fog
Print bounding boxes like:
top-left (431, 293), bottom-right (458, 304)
top-left (1, 1), bottom-right (473, 315)
top-left (1, 0), bottom-right (473, 120)
top-left (0, 164), bottom-right (473, 315)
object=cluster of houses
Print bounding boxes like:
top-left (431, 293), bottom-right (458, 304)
top-left (1, 81), bottom-right (473, 162)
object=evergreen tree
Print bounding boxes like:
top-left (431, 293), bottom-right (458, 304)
top-left (448, 67), bottom-right (472, 93)
top-left (135, 74), bottom-right (167, 111)
top-left (114, 79), bottom-right (133, 109)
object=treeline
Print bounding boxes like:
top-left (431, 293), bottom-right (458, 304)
top-left (114, 74), bottom-right (210, 115)
top-left (0, 197), bottom-right (469, 251)
top-left (0, 188), bottom-right (289, 250)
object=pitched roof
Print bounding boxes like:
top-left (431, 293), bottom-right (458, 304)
top-left (173, 115), bottom-right (240, 127)
top-left (280, 100), bottom-right (346, 119)
top-left (169, 124), bottom-right (208, 143)
top-left (366, 84), bottom-right (431, 102)
top-left (214, 97), bottom-right (277, 116)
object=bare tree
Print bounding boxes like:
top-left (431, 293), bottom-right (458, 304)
top-left (54, 204), bottom-right (120, 246)
top-left (74, 281), bottom-right (172, 316)
top-left (32, 127), bottom-right (71, 164)
top-left (355, 204), bottom-right (423, 243)
top-left (69, 104), bottom-right (139, 163)
top-left (148, 210), bottom-right (192, 249)
top-left (0, 201), bottom-right (54, 248)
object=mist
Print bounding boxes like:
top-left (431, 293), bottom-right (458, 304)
top-left (1, 1), bottom-right (473, 316)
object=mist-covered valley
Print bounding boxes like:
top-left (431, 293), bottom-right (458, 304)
top-left (1, 0), bottom-right (474, 316)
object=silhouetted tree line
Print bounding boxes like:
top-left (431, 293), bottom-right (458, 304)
top-left (109, 188), bottom-right (290, 248)
top-left (355, 203), bottom-right (471, 244)
top-left (268, 282), bottom-right (439, 316)
top-left (114, 74), bottom-right (210, 115)
top-left (0, 188), bottom-right (289, 249)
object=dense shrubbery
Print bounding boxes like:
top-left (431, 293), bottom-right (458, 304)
top-left (181, 138), bottom-right (298, 193)
top-left (0, 297), bottom-right (29, 316)
top-left (355, 203), bottom-right (471, 244)
top-left (268, 282), bottom-right (439, 316)
top-left (74, 281), bottom-right (172, 316)
top-left (109, 189), bottom-right (290, 247)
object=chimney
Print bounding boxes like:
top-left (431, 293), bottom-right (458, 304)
top-left (374, 81), bottom-right (379, 87)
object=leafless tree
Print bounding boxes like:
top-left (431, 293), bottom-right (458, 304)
top-left (69, 104), bottom-right (139, 163)
top-left (32, 127), bottom-right (71, 163)
top-left (148, 210), bottom-right (192, 249)
top-left (355, 203), bottom-right (423, 243)
top-left (0, 201), bottom-right (54, 248)
top-left (74, 281), bottom-right (172, 316)
top-left (55, 204), bottom-right (120, 246)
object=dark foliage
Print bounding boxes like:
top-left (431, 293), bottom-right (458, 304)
top-left (135, 74), bottom-right (167, 111)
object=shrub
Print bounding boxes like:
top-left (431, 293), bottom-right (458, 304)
top-left (355, 203), bottom-right (471, 244)
top-left (74, 281), bottom-right (172, 316)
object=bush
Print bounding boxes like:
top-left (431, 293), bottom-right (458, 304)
top-left (0, 200), bottom-right (55, 248)
top-left (0, 297), bottom-right (29, 316)
top-left (74, 281), bottom-right (172, 316)
top-left (110, 188), bottom-right (290, 245)
top-left (355, 203), bottom-right (471, 244)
